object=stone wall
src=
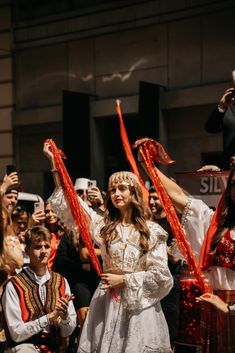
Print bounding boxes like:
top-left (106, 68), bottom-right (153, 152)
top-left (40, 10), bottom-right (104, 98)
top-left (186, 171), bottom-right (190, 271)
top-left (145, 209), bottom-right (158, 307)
top-left (0, 0), bottom-right (13, 179)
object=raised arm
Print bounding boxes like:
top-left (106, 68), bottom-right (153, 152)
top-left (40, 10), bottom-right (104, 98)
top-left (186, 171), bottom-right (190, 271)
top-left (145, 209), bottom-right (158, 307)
top-left (138, 153), bottom-right (188, 213)
top-left (205, 87), bottom-right (235, 133)
top-left (43, 141), bottom-right (61, 188)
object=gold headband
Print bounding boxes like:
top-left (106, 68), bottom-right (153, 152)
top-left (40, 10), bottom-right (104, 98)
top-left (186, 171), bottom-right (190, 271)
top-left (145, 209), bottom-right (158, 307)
top-left (108, 171), bottom-right (139, 189)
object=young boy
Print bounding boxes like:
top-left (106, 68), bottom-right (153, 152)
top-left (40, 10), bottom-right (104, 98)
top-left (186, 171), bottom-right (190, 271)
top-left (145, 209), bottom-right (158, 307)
top-left (1, 225), bottom-right (76, 353)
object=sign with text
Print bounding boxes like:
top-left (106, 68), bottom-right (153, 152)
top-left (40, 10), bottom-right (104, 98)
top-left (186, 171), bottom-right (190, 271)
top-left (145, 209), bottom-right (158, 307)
top-left (176, 171), bottom-right (230, 209)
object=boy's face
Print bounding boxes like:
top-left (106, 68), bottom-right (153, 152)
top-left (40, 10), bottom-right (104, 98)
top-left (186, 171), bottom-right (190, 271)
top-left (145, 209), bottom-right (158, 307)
top-left (27, 239), bottom-right (51, 268)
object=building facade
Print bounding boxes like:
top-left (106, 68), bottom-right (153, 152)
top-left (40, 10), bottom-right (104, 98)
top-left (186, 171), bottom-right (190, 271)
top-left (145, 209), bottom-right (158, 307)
top-left (0, 0), bottom-right (234, 197)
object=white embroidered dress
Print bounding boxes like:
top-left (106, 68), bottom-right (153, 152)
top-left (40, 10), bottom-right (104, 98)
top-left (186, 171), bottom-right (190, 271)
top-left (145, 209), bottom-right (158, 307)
top-left (49, 188), bottom-right (173, 353)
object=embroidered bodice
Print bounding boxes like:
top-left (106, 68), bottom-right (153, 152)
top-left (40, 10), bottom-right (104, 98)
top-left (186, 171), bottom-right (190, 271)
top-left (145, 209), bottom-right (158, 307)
top-left (49, 186), bottom-right (173, 310)
top-left (93, 220), bottom-right (167, 274)
top-left (213, 230), bottom-right (235, 270)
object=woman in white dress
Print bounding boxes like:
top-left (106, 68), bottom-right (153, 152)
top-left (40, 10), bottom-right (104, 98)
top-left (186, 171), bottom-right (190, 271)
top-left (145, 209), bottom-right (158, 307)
top-left (44, 143), bottom-right (173, 353)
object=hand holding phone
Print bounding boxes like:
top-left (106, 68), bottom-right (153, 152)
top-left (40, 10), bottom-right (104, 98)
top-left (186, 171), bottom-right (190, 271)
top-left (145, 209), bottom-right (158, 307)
top-left (231, 89), bottom-right (235, 100)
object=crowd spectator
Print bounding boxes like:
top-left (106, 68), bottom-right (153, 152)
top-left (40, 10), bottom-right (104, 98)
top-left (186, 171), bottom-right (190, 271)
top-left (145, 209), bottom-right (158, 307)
top-left (205, 75), bottom-right (235, 170)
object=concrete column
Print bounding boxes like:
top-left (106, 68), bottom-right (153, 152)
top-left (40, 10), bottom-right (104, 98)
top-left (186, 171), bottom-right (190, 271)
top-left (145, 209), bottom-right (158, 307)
top-left (0, 1), bottom-right (13, 179)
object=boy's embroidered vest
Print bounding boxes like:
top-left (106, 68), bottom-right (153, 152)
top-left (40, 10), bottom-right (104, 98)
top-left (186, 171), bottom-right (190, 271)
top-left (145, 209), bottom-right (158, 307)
top-left (10, 269), bottom-right (66, 321)
top-left (3, 269), bottom-right (66, 352)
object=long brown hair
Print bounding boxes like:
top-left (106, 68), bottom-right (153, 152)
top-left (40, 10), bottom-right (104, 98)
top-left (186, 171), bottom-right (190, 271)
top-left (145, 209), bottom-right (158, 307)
top-left (210, 169), bottom-right (235, 252)
top-left (100, 182), bottom-right (150, 255)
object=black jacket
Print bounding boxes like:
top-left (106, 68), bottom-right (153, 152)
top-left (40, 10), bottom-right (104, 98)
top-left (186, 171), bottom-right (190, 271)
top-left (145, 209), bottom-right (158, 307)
top-left (205, 105), bottom-right (235, 169)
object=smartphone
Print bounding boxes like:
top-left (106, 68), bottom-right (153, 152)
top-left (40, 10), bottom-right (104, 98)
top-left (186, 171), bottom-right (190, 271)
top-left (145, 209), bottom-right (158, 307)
top-left (34, 202), bottom-right (44, 213)
top-left (232, 70), bottom-right (235, 83)
top-left (88, 180), bottom-right (97, 189)
top-left (231, 70), bottom-right (235, 100)
top-left (231, 89), bottom-right (235, 99)
top-left (6, 164), bottom-right (16, 175)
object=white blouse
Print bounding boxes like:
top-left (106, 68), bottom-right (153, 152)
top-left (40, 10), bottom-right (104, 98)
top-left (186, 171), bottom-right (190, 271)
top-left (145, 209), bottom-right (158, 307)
top-left (181, 198), bottom-right (235, 291)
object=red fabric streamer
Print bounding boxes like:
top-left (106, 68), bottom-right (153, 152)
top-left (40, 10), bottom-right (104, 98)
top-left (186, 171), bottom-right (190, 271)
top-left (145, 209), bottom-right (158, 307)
top-left (133, 138), bottom-right (212, 293)
top-left (178, 279), bottom-right (203, 345)
top-left (45, 139), bottom-right (120, 301)
top-left (116, 100), bottom-right (149, 204)
top-left (45, 139), bottom-right (102, 277)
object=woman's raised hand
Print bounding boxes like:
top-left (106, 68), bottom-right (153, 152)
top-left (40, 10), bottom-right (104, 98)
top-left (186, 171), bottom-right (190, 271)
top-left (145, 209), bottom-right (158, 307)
top-left (43, 142), bottom-right (54, 160)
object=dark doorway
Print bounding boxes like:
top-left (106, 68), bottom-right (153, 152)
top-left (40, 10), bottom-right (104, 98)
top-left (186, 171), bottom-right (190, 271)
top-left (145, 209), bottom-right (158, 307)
top-left (95, 114), bottom-right (142, 187)
top-left (63, 90), bottom-right (91, 182)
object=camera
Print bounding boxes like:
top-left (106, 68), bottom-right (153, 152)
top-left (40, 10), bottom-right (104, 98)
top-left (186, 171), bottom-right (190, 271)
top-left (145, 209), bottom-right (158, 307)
top-left (34, 202), bottom-right (44, 213)
top-left (88, 180), bottom-right (97, 189)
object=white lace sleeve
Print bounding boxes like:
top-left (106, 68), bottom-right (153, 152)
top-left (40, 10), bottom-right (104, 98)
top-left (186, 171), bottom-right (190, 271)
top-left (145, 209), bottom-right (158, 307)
top-left (48, 187), bottom-right (98, 233)
top-left (123, 223), bottom-right (173, 312)
top-left (181, 197), bottom-right (214, 261)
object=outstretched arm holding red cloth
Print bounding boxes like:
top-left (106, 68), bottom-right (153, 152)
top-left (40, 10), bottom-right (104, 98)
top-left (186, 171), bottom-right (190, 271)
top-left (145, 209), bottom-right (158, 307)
top-left (134, 138), bottom-right (212, 293)
top-left (43, 140), bottom-right (102, 278)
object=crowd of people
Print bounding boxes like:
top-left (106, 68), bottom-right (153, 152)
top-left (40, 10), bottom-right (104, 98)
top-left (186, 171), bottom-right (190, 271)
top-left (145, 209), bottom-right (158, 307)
top-left (0, 84), bottom-right (235, 353)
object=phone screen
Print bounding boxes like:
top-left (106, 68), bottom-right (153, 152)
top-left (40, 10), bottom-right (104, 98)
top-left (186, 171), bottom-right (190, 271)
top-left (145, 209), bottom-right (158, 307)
top-left (6, 164), bottom-right (16, 175)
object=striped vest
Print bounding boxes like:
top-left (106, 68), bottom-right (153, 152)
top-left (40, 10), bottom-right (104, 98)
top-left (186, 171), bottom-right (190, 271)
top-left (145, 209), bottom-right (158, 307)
top-left (10, 269), bottom-right (66, 322)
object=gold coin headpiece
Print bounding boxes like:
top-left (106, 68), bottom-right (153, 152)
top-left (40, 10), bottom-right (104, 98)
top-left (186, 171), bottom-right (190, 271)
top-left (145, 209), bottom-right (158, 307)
top-left (108, 171), bottom-right (139, 190)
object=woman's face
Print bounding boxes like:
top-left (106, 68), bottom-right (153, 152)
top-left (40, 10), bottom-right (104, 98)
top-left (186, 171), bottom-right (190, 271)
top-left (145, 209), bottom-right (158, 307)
top-left (12, 211), bottom-right (28, 235)
top-left (45, 203), bottom-right (58, 225)
top-left (109, 183), bottom-right (132, 210)
top-left (2, 191), bottom-right (18, 212)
